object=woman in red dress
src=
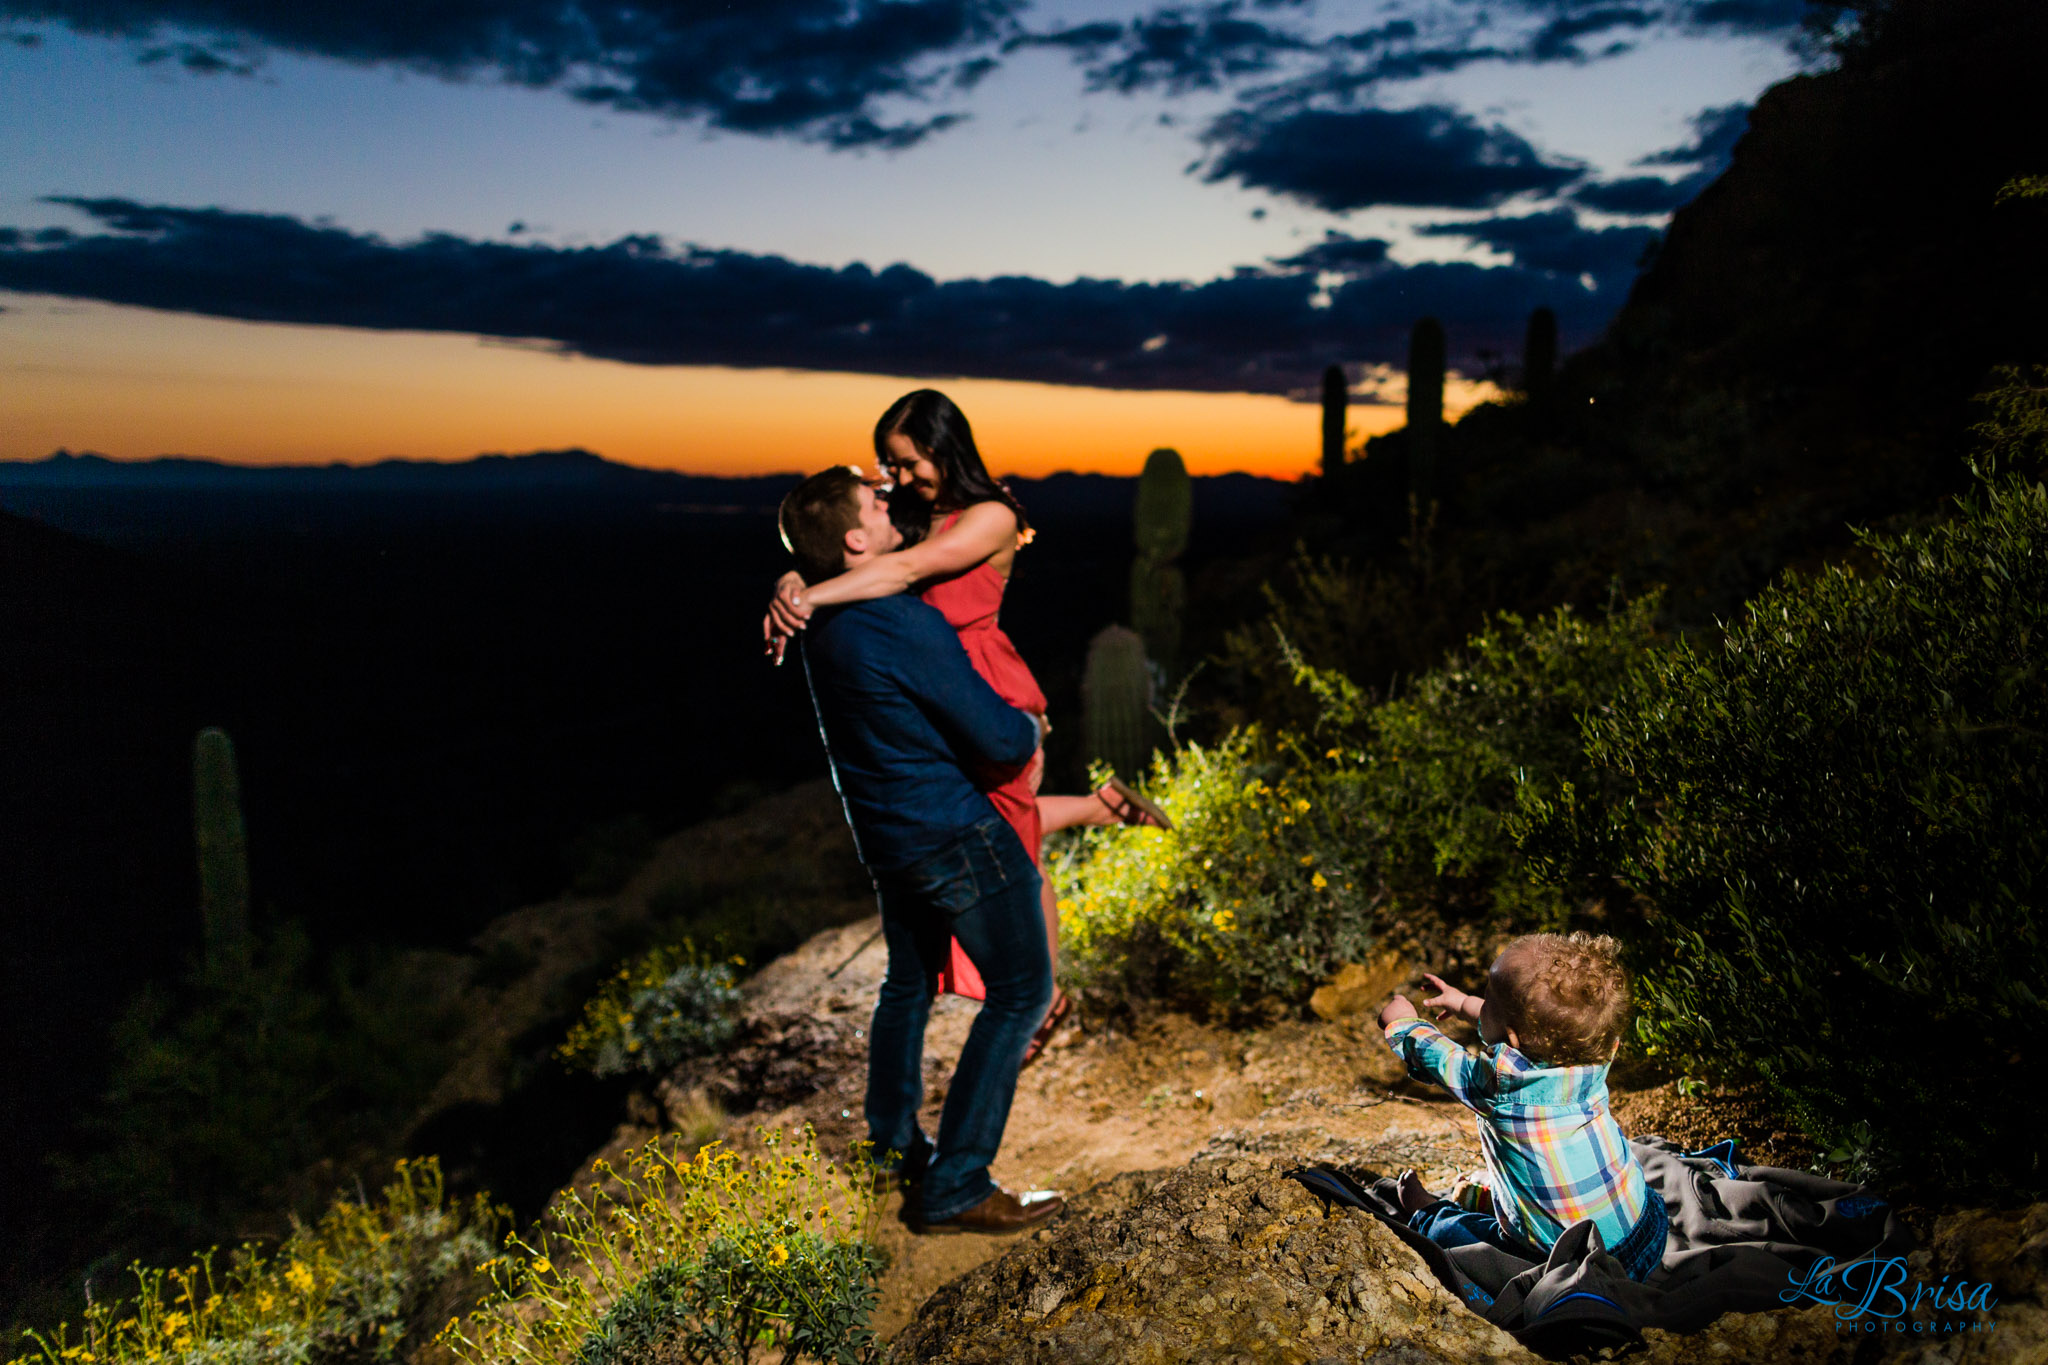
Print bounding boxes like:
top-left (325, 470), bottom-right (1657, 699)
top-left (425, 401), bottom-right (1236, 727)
top-left (764, 390), bottom-right (1167, 1058)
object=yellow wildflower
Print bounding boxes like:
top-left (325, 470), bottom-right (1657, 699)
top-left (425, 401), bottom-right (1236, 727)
top-left (284, 1262), bottom-right (315, 1295)
top-left (532, 1257), bottom-right (552, 1275)
top-left (1312, 872), bottom-right (1329, 890)
top-left (767, 1243), bottom-right (790, 1266)
top-left (1299, 854), bottom-right (1314, 865)
top-left (1213, 909), bottom-right (1236, 932)
top-left (1294, 797), bottom-right (1311, 814)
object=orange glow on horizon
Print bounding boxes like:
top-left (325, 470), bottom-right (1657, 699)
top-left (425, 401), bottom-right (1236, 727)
top-left (2, 295), bottom-right (1495, 479)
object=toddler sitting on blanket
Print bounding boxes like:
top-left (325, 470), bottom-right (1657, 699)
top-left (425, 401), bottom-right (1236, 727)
top-left (1376, 931), bottom-right (1668, 1282)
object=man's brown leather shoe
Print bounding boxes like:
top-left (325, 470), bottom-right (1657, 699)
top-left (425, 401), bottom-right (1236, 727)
top-left (919, 1187), bottom-right (1064, 1235)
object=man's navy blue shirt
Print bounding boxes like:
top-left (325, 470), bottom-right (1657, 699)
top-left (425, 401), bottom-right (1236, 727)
top-left (799, 596), bottom-right (1038, 874)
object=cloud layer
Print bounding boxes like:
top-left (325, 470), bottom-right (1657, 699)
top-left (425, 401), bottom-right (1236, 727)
top-left (2, 0), bottom-right (1825, 153)
top-left (1204, 105), bottom-right (1586, 211)
top-left (0, 0), bottom-right (1019, 147)
top-left (1570, 102), bottom-right (1749, 212)
top-left (0, 198), bottom-right (1633, 394)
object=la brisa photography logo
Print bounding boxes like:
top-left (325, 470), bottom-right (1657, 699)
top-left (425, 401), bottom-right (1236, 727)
top-left (1781, 1254), bottom-right (1999, 1337)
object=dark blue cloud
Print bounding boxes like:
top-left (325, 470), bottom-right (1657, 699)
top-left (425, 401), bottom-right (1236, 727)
top-left (1416, 208), bottom-right (1659, 277)
top-left (1680, 0), bottom-right (1814, 36)
top-left (1203, 105), bottom-right (1584, 212)
top-left (1268, 231), bottom-right (1391, 274)
top-left (1570, 102), bottom-right (1747, 214)
top-left (3, 1), bottom-right (1820, 151)
top-left (0, 0), bottom-right (1019, 147)
top-left (1639, 102), bottom-right (1750, 166)
top-left (1527, 6), bottom-right (1659, 61)
top-left (1009, 4), bottom-right (1309, 94)
top-left (1570, 173), bottom-right (1706, 214)
top-left (0, 197), bottom-right (1631, 392)
top-left (1029, 1), bottom-right (1815, 107)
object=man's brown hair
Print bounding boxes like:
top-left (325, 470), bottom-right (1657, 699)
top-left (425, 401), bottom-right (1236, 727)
top-left (1491, 931), bottom-right (1629, 1065)
top-left (778, 466), bottom-right (866, 584)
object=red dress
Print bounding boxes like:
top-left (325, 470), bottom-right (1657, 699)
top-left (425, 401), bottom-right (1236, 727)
top-left (918, 513), bottom-right (1047, 1000)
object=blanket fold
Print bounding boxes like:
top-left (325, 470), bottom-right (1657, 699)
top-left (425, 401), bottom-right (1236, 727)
top-left (1287, 1136), bottom-right (1908, 1357)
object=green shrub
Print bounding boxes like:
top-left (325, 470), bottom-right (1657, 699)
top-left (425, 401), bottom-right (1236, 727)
top-left (58, 927), bottom-right (461, 1254)
top-left (1516, 473), bottom-right (2048, 1192)
top-left (1060, 595), bottom-right (1666, 1012)
top-left (559, 943), bottom-right (742, 1078)
top-left (573, 1233), bottom-right (882, 1365)
top-left (1056, 730), bottom-right (1381, 1013)
top-left (442, 1126), bottom-right (883, 1365)
top-left (1340, 593), bottom-right (1667, 924)
top-left (1973, 363), bottom-right (2048, 476)
top-left (12, 1158), bottom-right (497, 1365)
top-left (653, 887), bottom-right (845, 974)
top-left (1211, 550), bottom-right (1468, 733)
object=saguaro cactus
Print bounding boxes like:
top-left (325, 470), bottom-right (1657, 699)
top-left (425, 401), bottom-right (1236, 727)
top-left (1406, 317), bottom-right (1446, 499)
top-left (1320, 365), bottom-right (1348, 475)
top-left (1130, 447), bottom-right (1192, 676)
top-left (1524, 306), bottom-right (1557, 399)
top-left (193, 726), bottom-right (251, 973)
top-left (1082, 625), bottom-right (1152, 780)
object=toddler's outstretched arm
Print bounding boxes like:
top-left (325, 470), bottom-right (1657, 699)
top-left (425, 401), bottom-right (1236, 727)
top-left (1421, 972), bottom-right (1484, 1024)
top-left (1379, 990), bottom-right (1494, 1112)
top-left (1378, 993), bottom-right (1422, 1030)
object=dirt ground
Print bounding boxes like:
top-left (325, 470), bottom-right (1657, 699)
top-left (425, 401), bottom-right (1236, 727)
top-left (595, 915), bottom-right (1810, 1344)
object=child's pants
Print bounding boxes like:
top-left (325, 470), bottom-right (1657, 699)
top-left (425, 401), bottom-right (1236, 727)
top-left (1407, 1200), bottom-right (1545, 1259)
top-left (1408, 1189), bottom-right (1670, 1282)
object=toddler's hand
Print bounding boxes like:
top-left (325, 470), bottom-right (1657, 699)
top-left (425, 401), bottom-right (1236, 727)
top-left (1378, 994), bottom-right (1421, 1030)
top-left (1420, 973), bottom-right (1470, 1020)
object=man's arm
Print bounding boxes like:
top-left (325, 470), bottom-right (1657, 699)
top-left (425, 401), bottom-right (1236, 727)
top-left (884, 603), bottom-right (1039, 769)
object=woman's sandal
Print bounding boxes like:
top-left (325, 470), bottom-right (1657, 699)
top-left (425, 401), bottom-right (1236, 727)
top-left (1020, 988), bottom-right (1074, 1070)
top-left (1094, 775), bottom-right (1174, 829)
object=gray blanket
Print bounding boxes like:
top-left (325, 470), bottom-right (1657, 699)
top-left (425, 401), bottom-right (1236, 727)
top-left (1288, 1138), bottom-right (1909, 1357)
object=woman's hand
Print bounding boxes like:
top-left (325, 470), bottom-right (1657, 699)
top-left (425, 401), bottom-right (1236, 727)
top-left (761, 572), bottom-right (812, 661)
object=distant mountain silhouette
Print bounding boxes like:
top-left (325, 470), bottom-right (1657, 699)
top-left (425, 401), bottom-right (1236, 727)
top-left (0, 449), bottom-right (1297, 544)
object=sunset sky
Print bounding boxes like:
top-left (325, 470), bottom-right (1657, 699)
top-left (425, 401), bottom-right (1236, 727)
top-left (0, 0), bottom-right (1815, 477)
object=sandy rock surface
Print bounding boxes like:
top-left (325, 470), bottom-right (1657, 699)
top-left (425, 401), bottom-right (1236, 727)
top-left (888, 1157), bottom-right (1537, 1365)
top-left (652, 913), bottom-right (2042, 1364)
top-left (478, 784), bottom-right (2039, 1365)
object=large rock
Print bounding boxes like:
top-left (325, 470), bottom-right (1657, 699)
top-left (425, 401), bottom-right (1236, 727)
top-left (1307, 955), bottom-right (1411, 1024)
top-left (887, 1158), bottom-right (1538, 1364)
top-left (888, 1155), bottom-right (2047, 1365)
top-left (656, 1008), bottom-right (865, 1119)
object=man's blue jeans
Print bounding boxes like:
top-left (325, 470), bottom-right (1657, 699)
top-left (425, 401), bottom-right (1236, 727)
top-left (866, 815), bottom-right (1051, 1223)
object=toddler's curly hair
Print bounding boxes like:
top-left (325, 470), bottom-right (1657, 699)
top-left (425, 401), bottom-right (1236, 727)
top-left (1491, 931), bottom-right (1629, 1065)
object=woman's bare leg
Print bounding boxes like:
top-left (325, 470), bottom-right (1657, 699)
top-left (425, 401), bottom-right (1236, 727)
top-left (1038, 792), bottom-right (1116, 836)
top-left (1040, 871), bottom-right (1060, 977)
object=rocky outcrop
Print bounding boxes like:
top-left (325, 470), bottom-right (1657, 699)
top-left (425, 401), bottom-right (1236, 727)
top-left (889, 1151), bottom-right (2048, 1365)
top-left (657, 1008), bottom-right (866, 1119)
top-left (888, 1158), bottom-right (1538, 1364)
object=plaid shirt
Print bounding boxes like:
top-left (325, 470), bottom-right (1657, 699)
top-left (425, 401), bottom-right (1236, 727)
top-left (1385, 1017), bottom-right (1652, 1255)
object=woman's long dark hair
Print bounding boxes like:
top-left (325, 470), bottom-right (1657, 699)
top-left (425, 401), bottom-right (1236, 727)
top-left (873, 389), bottom-right (1030, 546)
